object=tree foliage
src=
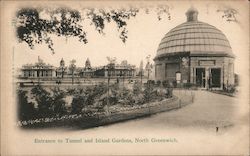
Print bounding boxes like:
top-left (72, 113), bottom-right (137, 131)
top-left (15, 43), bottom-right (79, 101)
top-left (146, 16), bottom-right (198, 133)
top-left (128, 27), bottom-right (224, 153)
top-left (15, 5), bottom-right (171, 53)
top-left (70, 83), bottom-right (108, 113)
top-left (71, 94), bottom-right (87, 114)
top-left (132, 81), bottom-right (142, 95)
top-left (31, 85), bottom-right (54, 117)
top-left (17, 81), bottom-right (174, 122)
top-left (50, 87), bottom-right (67, 116)
top-left (31, 85), bottom-right (67, 117)
top-left (17, 89), bottom-right (36, 120)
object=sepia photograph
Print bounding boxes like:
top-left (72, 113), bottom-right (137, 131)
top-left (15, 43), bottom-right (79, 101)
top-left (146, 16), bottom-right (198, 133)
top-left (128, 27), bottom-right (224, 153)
top-left (1, 0), bottom-right (249, 155)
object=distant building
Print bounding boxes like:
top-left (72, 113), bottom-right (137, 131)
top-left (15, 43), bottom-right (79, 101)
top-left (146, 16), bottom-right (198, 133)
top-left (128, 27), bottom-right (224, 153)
top-left (80, 58), bottom-right (94, 78)
top-left (20, 57), bottom-right (56, 79)
top-left (19, 58), bottom-right (137, 80)
top-left (55, 58), bottom-right (67, 78)
top-left (94, 60), bottom-right (136, 78)
top-left (56, 59), bottom-right (81, 78)
top-left (154, 7), bottom-right (235, 89)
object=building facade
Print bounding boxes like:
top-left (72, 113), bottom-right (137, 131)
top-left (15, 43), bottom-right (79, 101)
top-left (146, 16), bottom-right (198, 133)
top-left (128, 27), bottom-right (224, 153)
top-left (20, 57), bottom-right (56, 79)
top-left (80, 58), bottom-right (94, 78)
top-left (55, 58), bottom-right (67, 78)
top-left (19, 58), bottom-right (137, 80)
top-left (154, 7), bottom-right (235, 89)
top-left (94, 60), bottom-right (136, 78)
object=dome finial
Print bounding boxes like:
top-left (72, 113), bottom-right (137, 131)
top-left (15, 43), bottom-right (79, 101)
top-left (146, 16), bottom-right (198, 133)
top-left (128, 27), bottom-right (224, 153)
top-left (186, 6), bottom-right (198, 22)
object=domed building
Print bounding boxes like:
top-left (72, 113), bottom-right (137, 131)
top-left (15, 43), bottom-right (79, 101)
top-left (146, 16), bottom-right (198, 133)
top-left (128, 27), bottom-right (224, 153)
top-left (154, 7), bottom-right (235, 89)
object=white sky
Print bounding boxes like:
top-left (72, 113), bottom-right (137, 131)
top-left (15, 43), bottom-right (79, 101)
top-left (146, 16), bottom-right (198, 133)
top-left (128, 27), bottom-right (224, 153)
top-left (12, 1), bottom-right (249, 74)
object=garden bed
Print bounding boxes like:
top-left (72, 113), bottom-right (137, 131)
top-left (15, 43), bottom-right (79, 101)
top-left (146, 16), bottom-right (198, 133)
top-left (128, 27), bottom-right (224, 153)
top-left (17, 95), bottom-right (193, 129)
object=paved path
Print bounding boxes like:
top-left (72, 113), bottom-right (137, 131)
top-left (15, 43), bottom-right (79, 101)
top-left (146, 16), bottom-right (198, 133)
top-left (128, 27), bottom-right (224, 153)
top-left (76, 90), bottom-right (239, 133)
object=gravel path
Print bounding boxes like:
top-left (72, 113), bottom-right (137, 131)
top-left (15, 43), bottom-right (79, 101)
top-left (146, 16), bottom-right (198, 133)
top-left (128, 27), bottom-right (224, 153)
top-left (78, 90), bottom-right (239, 132)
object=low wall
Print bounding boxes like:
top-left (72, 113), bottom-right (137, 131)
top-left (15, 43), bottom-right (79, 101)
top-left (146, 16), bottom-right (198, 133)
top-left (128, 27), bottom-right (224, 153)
top-left (19, 94), bottom-right (193, 129)
top-left (209, 90), bottom-right (236, 97)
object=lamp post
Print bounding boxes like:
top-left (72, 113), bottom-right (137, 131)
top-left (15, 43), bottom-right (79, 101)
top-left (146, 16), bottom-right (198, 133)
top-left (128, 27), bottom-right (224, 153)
top-left (145, 55), bottom-right (152, 82)
top-left (139, 60), bottom-right (143, 86)
top-left (69, 60), bottom-right (76, 85)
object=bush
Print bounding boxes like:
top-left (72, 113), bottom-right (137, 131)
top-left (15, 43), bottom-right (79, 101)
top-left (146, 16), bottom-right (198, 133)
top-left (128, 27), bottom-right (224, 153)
top-left (132, 93), bottom-right (144, 104)
top-left (93, 83), bottom-right (108, 98)
top-left (71, 83), bottom-right (109, 113)
top-left (183, 83), bottom-right (197, 89)
top-left (147, 80), bottom-right (155, 86)
top-left (30, 86), bottom-right (68, 117)
top-left (172, 80), bottom-right (177, 88)
top-left (143, 83), bottom-right (154, 103)
top-left (50, 87), bottom-right (67, 116)
top-left (166, 88), bottom-right (173, 98)
top-left (156, 80), bottom-right (161, 87)
top-left (31, 85), bottom-right (54, 118)
top-left (71, 94), bottom-right (87, 114)
top-left (225, 85), bottom-right (236, 93)
top-left (162, 80), bottom-right (166, 87)
top-left (17, 89), bottom-right (36, 120)
top-left (66, 88), bottom-right (77, 95)
top-left (133, 81), bottom-right (142, 95)
top-left (116, 87), bottom-right (131, 105)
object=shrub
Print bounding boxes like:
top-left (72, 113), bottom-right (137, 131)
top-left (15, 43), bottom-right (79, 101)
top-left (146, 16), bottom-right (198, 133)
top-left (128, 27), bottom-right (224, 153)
top-left (172, 80), bottom-right (177, 88)
top-left (166, 88), bottom-right (173, 98)
top-left (143, 83), bottom-right (154, 103)
top-left (93, 83), bottom-right (108, 98)
top-left (31, 85), bottom-right (54, 117)
top-left (183, 83), bottom-right (197, 89)
top-left (147, 80), bottom-right (155, 86)
top-left (132, 93), bottom-right (144, 104)
top-left (162, 80), bottom-right (167, 87)
top-left (71, 94), bottom-right (87, 114)
top-left (117, 87), bottom-right (131, 105)
top-left (133, 81), bottom-right (142, 95)
top-left (17, 89), bottom-right (36, 120)
top-left (66, 88), bottom-right (77, 95)
top-left (50, 87), bottom-right (67, 116)
top-left (156, 80), bottom-right (161, 87)
top-left (226, 85), bottom-right (236, 93)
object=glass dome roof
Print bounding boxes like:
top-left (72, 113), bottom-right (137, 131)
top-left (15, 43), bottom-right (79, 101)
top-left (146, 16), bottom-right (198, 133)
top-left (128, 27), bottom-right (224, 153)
top-left (156, 7), bottom-right (234, 58)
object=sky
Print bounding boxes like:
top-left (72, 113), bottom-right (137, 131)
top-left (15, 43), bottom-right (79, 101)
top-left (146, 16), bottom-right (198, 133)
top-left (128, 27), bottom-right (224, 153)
top-left (11, 1), bottom-right (249, 74)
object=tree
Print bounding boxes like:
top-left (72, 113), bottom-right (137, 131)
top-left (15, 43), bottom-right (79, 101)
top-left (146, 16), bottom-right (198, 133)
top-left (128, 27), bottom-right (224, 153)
top-left (133, 81), bottom-right (142, 95)
top-left (68, 59), bottom-right (76, 85)
top-left (71, 94), bottom-right (86, 114)
top-left (50, 87), bottom-right (67, 116)
top-left (17, 89), bottom-right (36, 120)
top-left (31, 85), bottom-right (53, 117)
top-left (15, 6), bottom-right (171, 53)
top-left (143, 80), bottom-right (155, 103)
